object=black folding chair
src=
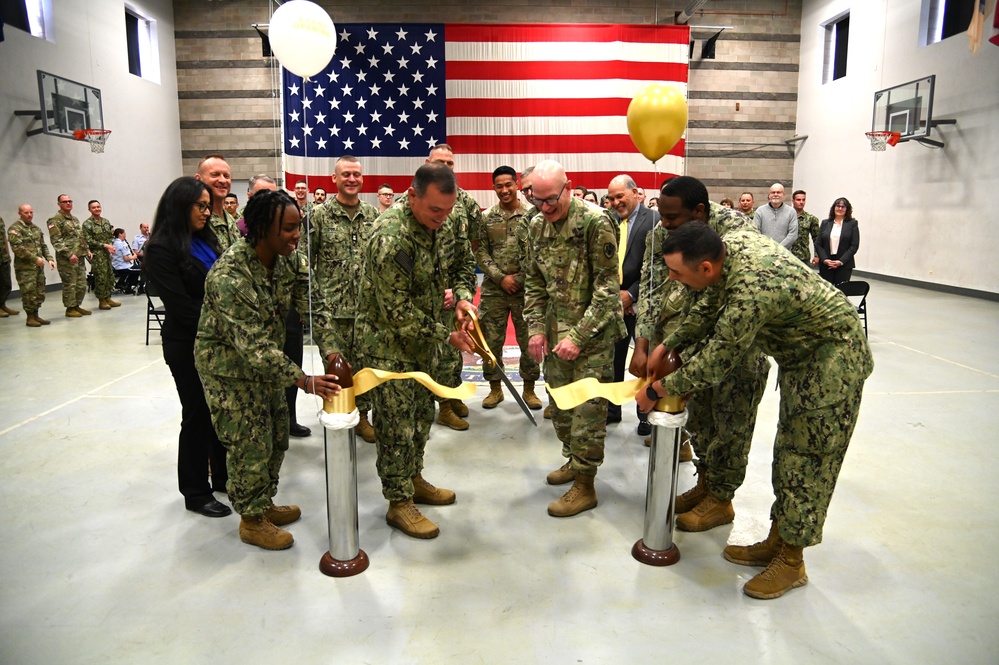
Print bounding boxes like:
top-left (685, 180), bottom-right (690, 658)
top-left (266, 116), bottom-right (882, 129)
top-left (837, 281), bottom-right (869, 337)
top-left (145, 281), bottom-right (167, 345)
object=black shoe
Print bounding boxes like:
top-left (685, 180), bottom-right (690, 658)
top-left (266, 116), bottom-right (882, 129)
top-left (186, 497), bottom-right (232, 518)
top-left (637, 421), bottom-right (652, 436)
top-left (289, 423), bottom-right (312, 437)
top-left (606, 411), bottom-right (622, 425)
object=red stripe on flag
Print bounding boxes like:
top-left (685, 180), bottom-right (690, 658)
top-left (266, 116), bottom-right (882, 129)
top-left (447, 97), bottom-right (633, 117)
top-left (445, 23), bottom-right (690, 45)
top-left (447, 135), bottom-right (686, 157)
top-left (447, 60), bottom-right (688, 82)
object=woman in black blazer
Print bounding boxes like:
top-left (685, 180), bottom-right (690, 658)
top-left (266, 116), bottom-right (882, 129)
top-left (816, 197), bottom-right (860, 285)
top-left (144, 177), bottom-right (230, 518)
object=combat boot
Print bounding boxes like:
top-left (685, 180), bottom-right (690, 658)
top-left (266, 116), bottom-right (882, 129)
top-left (0, 309), bottom-right (7, 318)
top-left (36, 312), bottom-right (50, 325)
top-left (543, 405), bottom-right (552, 419)
top-left (412, 474), bottom-right (456, 505)
top-left (25, 313), bottom-right (42, 328)
top-left (65, 307), bottom-right (82, 318)
top-left (724, 521), bottom-right (780, 567)
top-left (436, 400), bottom-right (469, 431)
top-left (355, 411), bottom-right (376, 443)
top-left (1, 304), bottom-right (19, 315)
top-left (742, 540), bottom-right (808, 600)
top-left (546, 460), bottom-right (575, 485)
top-left (386, 499), bottom-right (439, 538)
top-left (679, 440), bottom-right (694, 463)
top-left (452, 399), bottom-right (469, 418)
top-left (522, 381), bottom-right (542, 410)
top-left (674, 468), bottom-right (708, 514)
top-left (264, 504), bottom-right (301, 526)
top-left (74, 305), bottom-right (92, 315)
top-left (547, 474), bottom-right (597, 517)
top-left (239, 515), bottom-right (294, 550)
top-left (482, 381), bottom-right (504, 409)
top-left (99, 299), bottom-right (112, 310)
top-left (107, 298), bottom-right (121, 307)
top-left (675, 494), bottom-right (735, 532)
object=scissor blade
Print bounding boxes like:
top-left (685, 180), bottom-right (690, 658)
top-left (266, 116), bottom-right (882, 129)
top-left (497, 366), bottom-right (538, 427)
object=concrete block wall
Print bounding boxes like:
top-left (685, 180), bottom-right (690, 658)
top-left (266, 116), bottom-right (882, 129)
top-left (173, 0), bottom-right (801, 206)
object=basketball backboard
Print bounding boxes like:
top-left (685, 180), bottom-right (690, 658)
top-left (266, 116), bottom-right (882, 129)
top-left (871, 75), bottom-right (937, 144)
top-left (35, 70), bottom-right (104, 139)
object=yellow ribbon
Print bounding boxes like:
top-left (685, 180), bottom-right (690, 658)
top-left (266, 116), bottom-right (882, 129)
top-left (548, 376), bottom-right (650, 410)
top-left (322, 368), bottom-right (476, 415)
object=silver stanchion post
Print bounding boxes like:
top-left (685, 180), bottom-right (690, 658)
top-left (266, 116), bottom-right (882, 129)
top-left (319, 353), bottom-right (369, 577)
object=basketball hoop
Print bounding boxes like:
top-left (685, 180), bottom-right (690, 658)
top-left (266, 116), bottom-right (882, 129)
top-left (865, 131), bottom-right (901, 152)
top-left (74, 129), bottom-right (111, 153)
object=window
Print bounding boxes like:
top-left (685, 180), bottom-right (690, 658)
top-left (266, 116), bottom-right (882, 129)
top-left (822, 12), bottom-right (850, 83)
top-left (1, 0), bottom-right (54, 40)
top-left (124, 5), bottom-right (160, 83)
top-left (921, 0), bottom-right (976, 45)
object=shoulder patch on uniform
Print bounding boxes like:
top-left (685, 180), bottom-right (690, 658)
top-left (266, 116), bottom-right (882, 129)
top-left (394, 249), bottom-right (414, 274)
top-left (604, 242), bottom-right (615, 259)
top-left (8, 229), bottom-right (17, 235)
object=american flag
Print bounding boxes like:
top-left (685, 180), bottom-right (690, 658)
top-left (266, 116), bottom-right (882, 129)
top-left (282, 23), bottom-right (689, 206)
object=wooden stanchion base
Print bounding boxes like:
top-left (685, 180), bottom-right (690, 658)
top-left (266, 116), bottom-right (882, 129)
top-left (632, 539), bottom-right (680, 566)
top-left (319, 549), bottom-right (370, 577)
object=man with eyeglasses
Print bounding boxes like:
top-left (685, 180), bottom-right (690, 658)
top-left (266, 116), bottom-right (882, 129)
top-left (753, 183), bottom-right (798, 250)
top-left (523, 160), bottom-right (625, 518)
top-left (376, 184), bottom-right (395, 213)
top-left (195, 154), bottom-right (240, 251)
top-left (47, 194), bottom-right (92, 318)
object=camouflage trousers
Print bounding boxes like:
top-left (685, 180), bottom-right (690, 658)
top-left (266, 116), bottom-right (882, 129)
top-left (200, 373), bottom-right (289, 516)
top-left (434, 309), bottom-right (462, 401)
top-left (89, 250), bottom-right (114, 300)
top-left (13, 261), bottom-right (45, 313)
top-left (478, 292), bottom-right (540, 383)
top-left (772, 374), bottom-right (865, 548)
top-left (684, 351), bottom-right (771, 501)
top-left (56, 257), bottom-right (87, 307)
top-left (545, 345), bottom-right (614, 476)
top-left (369, 357), bottom-right (435, 501)
top-left (320, 317), bottom-right (371, 413)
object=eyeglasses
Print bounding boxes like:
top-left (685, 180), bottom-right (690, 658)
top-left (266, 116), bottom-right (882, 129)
top-left (194, 202), bottom-right (211, 213)
top-left (834, 204), bottom-right (847, 208)
top-left (378, 192), bottom-right (394, 197)
top-left (521, 186), bottom-right (533, 198)
top-left (60, 199), bottom-right (72, 204)
top-left (531, 181), bottom-right (567, 208)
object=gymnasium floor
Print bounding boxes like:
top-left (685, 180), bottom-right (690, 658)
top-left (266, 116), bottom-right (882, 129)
top-left (1, 278), bottom-right (997, 664)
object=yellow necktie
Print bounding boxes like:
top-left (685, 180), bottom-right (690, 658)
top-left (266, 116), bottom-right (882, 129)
top-left (618, 219), bottom-right (628, 283)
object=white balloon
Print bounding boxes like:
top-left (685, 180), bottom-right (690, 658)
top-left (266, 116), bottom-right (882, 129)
top-left (269, 1), bottom-right (337, 78)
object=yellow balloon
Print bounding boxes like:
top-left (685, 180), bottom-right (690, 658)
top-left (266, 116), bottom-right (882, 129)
top-left (627, 84), bottom-right (689, 162)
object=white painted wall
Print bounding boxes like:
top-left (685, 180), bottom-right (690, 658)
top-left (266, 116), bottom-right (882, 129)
top-left (794, 0), bottom-right (999, 293)
top-left (0, 0), bottom-right (181, 240)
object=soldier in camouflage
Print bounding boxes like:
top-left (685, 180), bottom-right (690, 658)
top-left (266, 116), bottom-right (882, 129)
top-left (0, 215), bottom-right (18, 318)
top-left (195, 154), bottom-right (241, 252)
top-left (195, 190), bottom-right (341, 551)
top-left (631, 176), bottom-right (771, 532)
top-left (47, 194), bottom-right (91, 317)
top-left (424, 144), bottom-right (481, 430)
top-left (357, 163), bottom-right (476, 539)
top-left (82, 200), bottom-right (121, 310)
top-left (643, 222), bottom-right (873, 600)
top-left (474, 165), bottom-right (542, 411)
top-left (8, 204), bottom-right (56, 327)
top-left (791, 189), bottom-right (821, 266)
top-left (309, 155), bottom-right (380, 443)
top-left (524, 160), bottom-right (626, 518)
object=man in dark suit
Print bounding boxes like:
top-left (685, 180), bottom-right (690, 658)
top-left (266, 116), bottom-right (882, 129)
top-left (605, 175), bottom-right (658, 433)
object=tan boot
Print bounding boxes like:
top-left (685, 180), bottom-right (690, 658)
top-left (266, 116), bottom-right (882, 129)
top-left (452, 399), bottom-right (469, 418)
top-left (412, 474), bottom-right (456, 505)
top-left (108, 298), bottom-right (121, 307)
top-left (482, 381), bottom-right (504, 409)
top-left (548, 474), bottom-right (597, 517)
top-left (36, 312), bottom-right (50, 325)
top-left (65, 307), bottom-right (82, 318)
top-left (239, 515), bottom-right (294, 550)
top-left (546, 460), bottom-right (575, 486)
top-left (743, 540), bottom-right (808, 599)
top-left (675, 494), bottom-right (735, 532)
top-left (355, 411), bottom-right (376, 443)
top-left (436, 400), bottom-right (469, 431)
top-left (543, 405), bottom-right (552, 420)
top-left (99, 299), bottom-right (112, 310)
top-left (26, 313), bottom-right (42, 328)
top-left (1, 304), bottom-right (19, 315)
top-left (679, 429), bottom-right (694, 462)
top-left (386, 499), bottom-right (439, 538)
top-left (522, 381), bottom-right (543, 410)
top-left (74, 305), bottom-right (92, 315)
top-left (0, 308), bottom-right (7, 318)
top-left (724, 521), bottom-right (780, 567)
top-left (264, 504), bottom-right (301, 527)
top-left (675, 468), bottom-right (708, 514)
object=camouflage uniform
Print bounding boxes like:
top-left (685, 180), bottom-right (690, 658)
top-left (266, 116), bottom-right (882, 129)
top-left (474, 199), bottom-right (540, 383)
top-left (208, 210), bottom-right (241, 253)
top-left (7, 218), bottom-right (53, 314)
top-left (357, 198), bottom-right (454, 501)
top-left (637, 202), bottom-right (771, 500)
top-left (194, 240), bottom-right (312, 517)
top-left (523, 197), bottom-right (625, 476)
top-left (791, 210), bottom-right (821, 265)
top-left (662, 230), bottom-right (874, 547)
top-left (0, 218), bottom-right (12, 308)
top-left (82, 216), bottom-right (115, 300)
top-left (46, 211), bottom-right (87, 308)
top-left (309, 197), bottom-right (379, 413)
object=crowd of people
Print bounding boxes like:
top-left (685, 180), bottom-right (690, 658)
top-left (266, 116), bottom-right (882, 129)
top-left (0, 148), bottom-right (872, 601)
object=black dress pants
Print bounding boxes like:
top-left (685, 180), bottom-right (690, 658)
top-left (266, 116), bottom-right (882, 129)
top-left (608, 312), bottom-right (648, 424)
top-left (283, 306), bottom-right (304, 427)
